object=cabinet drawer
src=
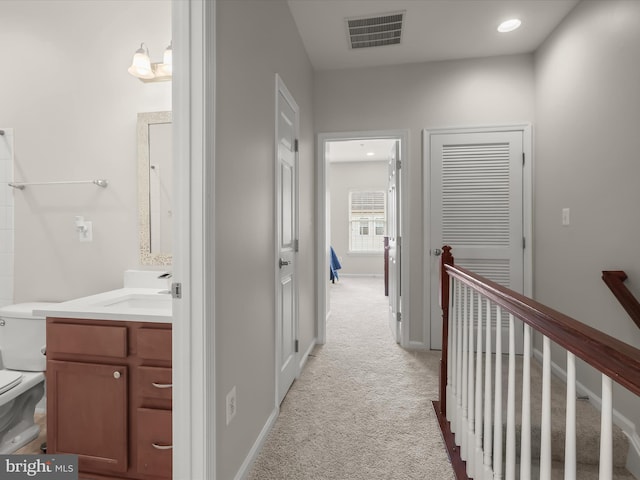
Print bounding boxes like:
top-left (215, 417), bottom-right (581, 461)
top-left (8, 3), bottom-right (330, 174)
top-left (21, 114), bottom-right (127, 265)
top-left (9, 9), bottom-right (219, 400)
top-left (137, 328), bottom-right (171, 363)
top-left (138, 366), bottom-right (172, 403)
top-left (137, 408), bottom-right (172, 478)
top-left (48, 323), bottom-right (127, 358)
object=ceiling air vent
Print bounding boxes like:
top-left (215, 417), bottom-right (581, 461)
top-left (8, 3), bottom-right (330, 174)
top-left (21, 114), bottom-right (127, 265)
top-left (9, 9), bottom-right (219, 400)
top-left (346, 11), bottom-right (405, 49)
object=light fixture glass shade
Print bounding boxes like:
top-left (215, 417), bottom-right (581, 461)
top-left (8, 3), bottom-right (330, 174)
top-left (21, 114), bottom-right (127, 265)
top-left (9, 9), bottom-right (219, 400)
top-left (128, 44), bottom-right (155, 79)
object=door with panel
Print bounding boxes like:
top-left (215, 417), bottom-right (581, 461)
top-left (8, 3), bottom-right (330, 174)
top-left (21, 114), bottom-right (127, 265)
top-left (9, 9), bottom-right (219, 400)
top-left (387, 140), bottom-right (401, 342)
top-left (276, 76), bottom-right (299, 404)
top-left (428, 130), bottom-right (525, 352)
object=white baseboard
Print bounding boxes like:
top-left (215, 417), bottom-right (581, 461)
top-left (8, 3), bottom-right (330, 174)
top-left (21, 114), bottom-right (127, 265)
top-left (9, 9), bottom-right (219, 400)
top-left (299, 337), bottom-right (317, 372)
top-left (532, 348), bottom-right (640, 478)
top-left (338, 273), bottom-right (383, 278)
top-left (234, 338), bottom-right (317, 480)
top-left (406, 340), bottom-right (429, 350)
top-left (234, 407), bottom-right (279, 480)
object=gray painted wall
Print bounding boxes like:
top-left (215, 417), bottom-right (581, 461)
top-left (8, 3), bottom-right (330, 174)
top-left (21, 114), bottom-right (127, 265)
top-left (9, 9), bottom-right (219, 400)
top-left (0, 0), bottom-right (171, 303)
top-left (534, 0), bottom-right (640, 432)
top-left (315, 55), bottom-right (536, 345)
top-left (329, 161), bottom-right (387, 275)
top-left (215, 1), bottom-right (315, 478)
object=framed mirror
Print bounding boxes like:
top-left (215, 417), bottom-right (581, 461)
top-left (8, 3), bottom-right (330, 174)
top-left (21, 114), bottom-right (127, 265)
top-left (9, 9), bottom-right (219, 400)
top-left (138, 111), bottom-right (172, 265)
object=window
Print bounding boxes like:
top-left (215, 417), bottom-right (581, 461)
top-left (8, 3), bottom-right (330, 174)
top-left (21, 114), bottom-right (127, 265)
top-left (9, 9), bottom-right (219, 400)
top-left (349, 191), bottom-right (386, 252)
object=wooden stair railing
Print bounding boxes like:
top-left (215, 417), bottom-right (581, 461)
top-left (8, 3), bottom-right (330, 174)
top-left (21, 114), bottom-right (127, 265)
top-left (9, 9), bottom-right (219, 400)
top-left (435, 246), bottom-right (640, 480)
top-left (602, 270), bottom-right (640, 330)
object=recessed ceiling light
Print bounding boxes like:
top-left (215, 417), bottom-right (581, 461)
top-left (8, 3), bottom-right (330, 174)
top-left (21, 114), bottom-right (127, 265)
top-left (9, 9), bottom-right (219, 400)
top-left (366, 152), bottom-right (375, 156)
top-left (497, 18), bottom-right (522, 33)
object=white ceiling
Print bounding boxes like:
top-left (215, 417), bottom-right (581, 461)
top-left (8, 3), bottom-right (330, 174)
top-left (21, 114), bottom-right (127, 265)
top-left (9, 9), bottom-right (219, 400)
top-left (327, 138), bottom-right (398, 163)
top-left (287, 0), bottom-right (579, 71)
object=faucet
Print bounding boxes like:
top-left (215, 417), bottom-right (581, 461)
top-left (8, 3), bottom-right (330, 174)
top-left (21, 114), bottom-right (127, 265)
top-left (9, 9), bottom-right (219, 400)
top-left (157, 272), bottom-right (172, 294)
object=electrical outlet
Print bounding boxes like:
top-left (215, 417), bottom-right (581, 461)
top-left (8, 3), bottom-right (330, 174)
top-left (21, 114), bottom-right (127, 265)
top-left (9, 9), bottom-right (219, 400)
top-left (226, 386), bottom-right (237, 425)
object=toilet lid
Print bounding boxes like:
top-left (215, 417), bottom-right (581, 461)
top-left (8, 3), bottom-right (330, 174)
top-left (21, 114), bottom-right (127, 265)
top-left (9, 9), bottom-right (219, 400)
top-left (0, 370), bottom-right (23, 395)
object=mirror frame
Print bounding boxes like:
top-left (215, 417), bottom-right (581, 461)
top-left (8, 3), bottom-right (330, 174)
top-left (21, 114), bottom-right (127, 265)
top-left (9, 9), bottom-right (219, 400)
top-left (138, 111), bottom-right (172, 266)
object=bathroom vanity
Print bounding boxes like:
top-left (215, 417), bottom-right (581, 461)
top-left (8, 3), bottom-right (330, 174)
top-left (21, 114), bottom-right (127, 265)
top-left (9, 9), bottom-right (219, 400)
top-left (36, 284), bottom-right (172, 480)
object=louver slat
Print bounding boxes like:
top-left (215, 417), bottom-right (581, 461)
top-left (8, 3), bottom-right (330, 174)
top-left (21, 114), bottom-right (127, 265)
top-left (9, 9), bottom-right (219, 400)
top-left (442, 142), bottom-right (511, 247)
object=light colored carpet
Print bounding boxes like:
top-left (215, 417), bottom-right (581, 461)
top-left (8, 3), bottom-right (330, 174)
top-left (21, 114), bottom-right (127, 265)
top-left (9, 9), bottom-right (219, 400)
top-left (247, 276), bottom-right (456, 480)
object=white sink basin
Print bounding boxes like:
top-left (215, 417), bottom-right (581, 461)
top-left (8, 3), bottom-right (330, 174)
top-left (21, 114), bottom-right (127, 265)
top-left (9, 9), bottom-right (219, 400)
top-left (34, 288), bottom-right (172, 323)
top-left (103, 293), bottom-right (172, 310)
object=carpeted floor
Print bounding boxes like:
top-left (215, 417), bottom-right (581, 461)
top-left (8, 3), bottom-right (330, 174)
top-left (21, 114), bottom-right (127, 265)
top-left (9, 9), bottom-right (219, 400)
top-left (247, 275), bottom-right (456, 480)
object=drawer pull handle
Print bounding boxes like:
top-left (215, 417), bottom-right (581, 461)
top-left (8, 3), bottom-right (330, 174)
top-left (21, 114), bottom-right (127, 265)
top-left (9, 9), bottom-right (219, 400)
top-left (152, 443), bottom-right (173, 450)
top-left (113, 371), bottom-right (121, 379)
top-left (152, 382), bottom-right (173, 389)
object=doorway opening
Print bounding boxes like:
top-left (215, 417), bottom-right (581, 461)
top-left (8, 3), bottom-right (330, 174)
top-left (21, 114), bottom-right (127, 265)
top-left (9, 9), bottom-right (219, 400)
top-left (317, 131), bottom-right (409, 347)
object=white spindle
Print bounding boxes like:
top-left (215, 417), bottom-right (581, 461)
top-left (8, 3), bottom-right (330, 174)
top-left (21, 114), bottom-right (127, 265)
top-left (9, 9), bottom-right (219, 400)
top-left (447, 277), bottom-right (456, 431)
top-left (540, 336), bottom-right (552, 480)
top-left (461, 285), bottom-right (469, 459)
top-left (467, 290), bottom-right (476, 476)
top-left (599, 375), bottom-right (613, 480)
top-left (483, 299), bottom-right (493, 479)
top-left (474, 293), bottom-right (484, 477)
top-left (505, 314), bottom-right (516, 479)
top-left (565, 352), bottom-right (576, 480)
top-left (456, 282), bottom-right (463, 436)
top-left (520, 324), bottom-right (531, 480)
top-left (493, 305), bottom-right (503, 480)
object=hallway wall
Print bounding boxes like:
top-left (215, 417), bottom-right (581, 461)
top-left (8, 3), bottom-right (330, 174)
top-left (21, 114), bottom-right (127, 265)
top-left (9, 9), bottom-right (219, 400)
top-left (534, 0), bottom-right (640, 434)
top-left (215, 1), bottom-right (315, 478)
top-left (315, 54), bottom-right (535, 346)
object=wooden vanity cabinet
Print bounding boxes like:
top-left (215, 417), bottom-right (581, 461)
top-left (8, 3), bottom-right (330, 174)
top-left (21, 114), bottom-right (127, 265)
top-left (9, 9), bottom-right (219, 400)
top-left (46, 318), bottom-right (172, 480)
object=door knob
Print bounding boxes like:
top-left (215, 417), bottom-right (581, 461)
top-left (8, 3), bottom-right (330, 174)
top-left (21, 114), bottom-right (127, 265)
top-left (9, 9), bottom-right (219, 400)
top-left (433, 248), bottom-right (442, 256)
top-left (279, 258), bottom-right (291, 268)
top-left (113, 371), bottom-right (121, 379)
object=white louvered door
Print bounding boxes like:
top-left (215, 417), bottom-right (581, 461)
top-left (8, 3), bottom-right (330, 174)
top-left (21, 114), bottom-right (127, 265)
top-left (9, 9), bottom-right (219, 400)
top-left (429, 130), bottom-right (524, 351)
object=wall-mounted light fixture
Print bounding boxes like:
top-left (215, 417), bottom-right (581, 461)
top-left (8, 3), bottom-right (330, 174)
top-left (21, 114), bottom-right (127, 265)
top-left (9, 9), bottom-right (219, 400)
top-left (128, 42), bottom-right (172, 83)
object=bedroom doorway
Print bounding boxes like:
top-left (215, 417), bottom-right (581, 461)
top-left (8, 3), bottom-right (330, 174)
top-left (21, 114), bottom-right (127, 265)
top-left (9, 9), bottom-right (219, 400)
top-left (317, 130), bottom-right (409, 347)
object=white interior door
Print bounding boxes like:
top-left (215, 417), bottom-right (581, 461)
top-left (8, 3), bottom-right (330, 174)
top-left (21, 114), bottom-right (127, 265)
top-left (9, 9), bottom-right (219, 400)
top-left (387, 141), bottom-right (401, 342)
top-left (428, 130), bottom-right (525, 351)
top-left (276, 76), bottom-right (299, 404)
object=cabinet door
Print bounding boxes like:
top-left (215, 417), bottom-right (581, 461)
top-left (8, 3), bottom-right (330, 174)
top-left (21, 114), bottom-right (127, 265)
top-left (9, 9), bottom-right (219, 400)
top-left (47, 360), bottom-right (128, 474)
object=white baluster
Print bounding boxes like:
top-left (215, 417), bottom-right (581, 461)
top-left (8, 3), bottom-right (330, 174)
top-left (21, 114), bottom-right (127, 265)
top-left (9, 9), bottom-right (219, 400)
top-left (520, 324), bottom-right (531, 480)
top-left (475, 293), bottom-right (484, 478)
top-left (461, 285), bottom-right (469, 460)
top-left (467, 290), bottom-right (476, 477)
top-left (448, 277), bottom-right (456, 432)
top-left (599, 375), bottom-right (613, 480)
top-left (456, 282), bottom-right (463, 436)
top-left (506, 314), bottom-right (516, 480)
top-left (540, 336), bottom-right (552, 480)
top-left (565, 352), bottom-right (576, 480)
top-left (483, 299), bottom-right (494, 479)
top-left (494, 305), bottom-right (503, 480)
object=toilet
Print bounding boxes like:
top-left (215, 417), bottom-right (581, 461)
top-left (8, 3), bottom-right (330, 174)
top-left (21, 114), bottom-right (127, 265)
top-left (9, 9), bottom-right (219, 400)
top-left (0, 302), bottom-right (55, 453)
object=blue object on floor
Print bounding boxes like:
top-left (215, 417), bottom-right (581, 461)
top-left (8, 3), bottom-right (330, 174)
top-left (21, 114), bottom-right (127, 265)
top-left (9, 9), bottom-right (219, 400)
top-left (329, 246), bottom-right (342, 283)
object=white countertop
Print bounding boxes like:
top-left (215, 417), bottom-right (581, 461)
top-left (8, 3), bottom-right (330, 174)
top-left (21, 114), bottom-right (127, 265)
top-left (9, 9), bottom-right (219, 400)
top-left (33, 288), bottom-right (172, 324)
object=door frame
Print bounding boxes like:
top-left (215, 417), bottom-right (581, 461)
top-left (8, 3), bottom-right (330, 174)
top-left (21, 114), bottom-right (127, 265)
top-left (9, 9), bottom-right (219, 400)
top-left (422, 124), bottom-right (533, 350)
top-left (275, 74), bottom-right (300, 406)
top-left (172, 1), bottom-right (216, 479)
top-left (317, 130), bottom-right (410, 348)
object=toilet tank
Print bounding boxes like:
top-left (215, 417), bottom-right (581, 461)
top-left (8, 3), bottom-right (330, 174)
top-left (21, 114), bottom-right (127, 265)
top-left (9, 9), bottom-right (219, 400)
top-left (0, 302), bottom-right (55, 372)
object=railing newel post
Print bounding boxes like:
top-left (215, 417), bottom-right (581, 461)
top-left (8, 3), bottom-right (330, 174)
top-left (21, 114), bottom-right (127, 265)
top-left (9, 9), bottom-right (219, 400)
top-left (439, 245), bottom-right (454, 418)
